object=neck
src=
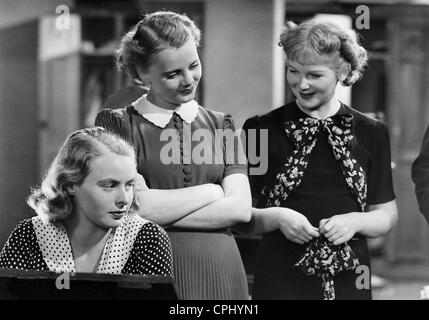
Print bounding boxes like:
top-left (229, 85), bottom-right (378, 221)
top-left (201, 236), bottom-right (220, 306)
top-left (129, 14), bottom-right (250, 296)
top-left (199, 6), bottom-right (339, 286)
top-left (296, 96), bottom-right (341, 120)
top-left (146, 91), bottom-right (180, 111)
top-left (64, 213), bottom-right (110, 258)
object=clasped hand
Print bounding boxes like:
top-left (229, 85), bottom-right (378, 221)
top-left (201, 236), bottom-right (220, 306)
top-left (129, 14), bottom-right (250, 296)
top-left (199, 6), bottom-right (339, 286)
top-left (319, 213), bottom-right (361, 245)
top-left (279, 209), bottom-right (361, 245)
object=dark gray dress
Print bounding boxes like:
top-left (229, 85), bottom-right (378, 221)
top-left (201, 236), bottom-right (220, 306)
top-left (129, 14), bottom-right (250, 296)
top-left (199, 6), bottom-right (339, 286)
top-left (96, 104), bottom-right (248, 300)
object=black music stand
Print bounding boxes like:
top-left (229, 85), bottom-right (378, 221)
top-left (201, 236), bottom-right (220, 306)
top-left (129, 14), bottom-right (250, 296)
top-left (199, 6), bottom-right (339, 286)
top-left (0, 268), bottom-right (178, 300)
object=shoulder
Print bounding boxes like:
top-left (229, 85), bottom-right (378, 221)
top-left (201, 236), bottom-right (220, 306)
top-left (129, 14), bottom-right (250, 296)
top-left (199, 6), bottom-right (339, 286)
top-left (345, 105), bottom-right (386, 130)
top-left (134, 222), bottom-right (171, 253)
top-left (3, 218), bottom-right (36, 248)
top-left (344, 105), bottom-right (391, 147)
top-left (138, 221), bottom-right (169, 239)
top-left (243, 103), bottom-right (295, 130)
top-left (196, 105), bottom-right (237, 129)
top-left (347, 105), bottom-right (390, 137)
top-left (128, 216), bottom-right (169, 243)
top-left (10, 218), bottom-right (35, 236)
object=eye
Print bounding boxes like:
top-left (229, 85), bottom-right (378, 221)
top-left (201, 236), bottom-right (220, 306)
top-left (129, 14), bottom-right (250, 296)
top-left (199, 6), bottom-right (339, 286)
top-left (288, 69), bottom-right (297, 74)
top-left (189, 62), bottom-right (199, 70)
top-left (125, 183), bottom-right (135, 191)
top-left (165, 72), bottom-right (178, 80)
top-left (309, 74), bottom-right (322, 79)
top-left (102, 185), bottom-right (115, 191)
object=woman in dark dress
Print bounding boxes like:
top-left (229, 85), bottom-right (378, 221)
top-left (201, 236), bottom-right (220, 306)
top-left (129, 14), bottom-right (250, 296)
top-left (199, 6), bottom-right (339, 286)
top-left (95, 11), bottom-right (251, 300)
top-left (240, 19), bottom-right (397, 300)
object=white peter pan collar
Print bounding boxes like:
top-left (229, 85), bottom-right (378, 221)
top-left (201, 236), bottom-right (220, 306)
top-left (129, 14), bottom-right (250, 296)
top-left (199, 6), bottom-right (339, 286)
top-left (132, 94), bottom-right (199, 128)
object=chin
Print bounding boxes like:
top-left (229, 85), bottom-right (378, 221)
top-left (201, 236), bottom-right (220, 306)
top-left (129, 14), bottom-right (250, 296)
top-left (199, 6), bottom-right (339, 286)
top-left (106, 218), bottom-right (123, 228)
top-left (298, 100), bottom-right (321, 111)
top-left (177, 95), bottom-right (195, 103)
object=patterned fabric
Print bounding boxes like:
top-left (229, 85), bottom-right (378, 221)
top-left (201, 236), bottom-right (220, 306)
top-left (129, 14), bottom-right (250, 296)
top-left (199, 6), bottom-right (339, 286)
top-left (265, 114), bottom-right (367, 211)
top-left (264, 113), bottom-right (367, 300)
top-left (294, 237), bottom-right (360, 300)
top-left (0, 218), bottom-right (173, 276)
top-left (32, 214), bottom-right (147, 273)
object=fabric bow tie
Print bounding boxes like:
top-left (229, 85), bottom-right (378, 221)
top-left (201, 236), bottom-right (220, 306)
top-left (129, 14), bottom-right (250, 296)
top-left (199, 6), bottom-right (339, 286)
top-left (294, 236), bottom-right (360, 300)
top-left (264, 114), bottom-right (367, 212)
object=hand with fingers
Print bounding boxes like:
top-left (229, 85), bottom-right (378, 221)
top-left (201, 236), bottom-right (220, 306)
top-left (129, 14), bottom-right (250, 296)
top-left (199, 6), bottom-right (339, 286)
top-left (278, 208), bottom-right (320, 244)
top-left (319, 212), bottom-right (362, 245)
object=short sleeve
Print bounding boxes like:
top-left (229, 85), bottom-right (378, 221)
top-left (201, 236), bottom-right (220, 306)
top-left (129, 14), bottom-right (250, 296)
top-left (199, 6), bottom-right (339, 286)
top-left (95, 108), bottom-right (133, 144)
top-left (367, 120), bottom-right (396, 205)
top-left (412, 125), bottom-right (429, 223)
top-left (123, 222), bottom-right (173, 276)
top-left (223, 114), bottom-right (248, 177)
top-left (0, 219), bottom-right (47, 271)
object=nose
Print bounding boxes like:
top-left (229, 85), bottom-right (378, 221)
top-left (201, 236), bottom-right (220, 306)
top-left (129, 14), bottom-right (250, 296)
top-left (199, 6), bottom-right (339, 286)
top-left (115, 187), bottom-right (129, 209)
top-left (181, 70), bottom-right (194, 87)
top-left (298, 77), bottom-right (310, 91)
top-left (116, 200), bottom-right (127, 210)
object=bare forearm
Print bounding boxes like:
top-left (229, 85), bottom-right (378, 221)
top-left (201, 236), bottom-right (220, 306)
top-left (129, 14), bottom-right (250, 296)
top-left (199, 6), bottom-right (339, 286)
top-left (356, 201), bottom-right (398, 237)
top-left (172, 195), bottom-right (251, 229)
top-left (234, 207), bottom-right (281, 235)
top-left (137, 183), bottom-right (223, 225)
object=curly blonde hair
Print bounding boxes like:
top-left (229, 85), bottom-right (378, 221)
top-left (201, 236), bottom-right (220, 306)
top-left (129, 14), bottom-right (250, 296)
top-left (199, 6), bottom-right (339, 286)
top-left (27, 127), bottom-right (139, 223)
top-left (279, 19), bottom-right (368, 86)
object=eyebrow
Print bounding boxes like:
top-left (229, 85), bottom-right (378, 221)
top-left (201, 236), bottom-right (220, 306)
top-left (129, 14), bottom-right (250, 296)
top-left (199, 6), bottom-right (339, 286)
top-left (97, 178), bottom-right (136, 185)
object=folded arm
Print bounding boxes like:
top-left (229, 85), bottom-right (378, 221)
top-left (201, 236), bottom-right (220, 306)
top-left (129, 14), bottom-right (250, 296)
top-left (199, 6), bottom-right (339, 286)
top-left (135, 174), bottom-right (224, 226)
top-left (170, 173), bottom-right (252, 229)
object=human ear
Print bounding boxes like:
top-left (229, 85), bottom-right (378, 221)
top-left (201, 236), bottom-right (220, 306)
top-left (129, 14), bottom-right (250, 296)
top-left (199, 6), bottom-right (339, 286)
top-left (136, 66), bottom-right (151, 86)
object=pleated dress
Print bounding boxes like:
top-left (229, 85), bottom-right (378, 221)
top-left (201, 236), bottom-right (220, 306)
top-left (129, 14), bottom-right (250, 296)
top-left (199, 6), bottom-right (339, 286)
top-left (96, 95), bottom-right (249, 300)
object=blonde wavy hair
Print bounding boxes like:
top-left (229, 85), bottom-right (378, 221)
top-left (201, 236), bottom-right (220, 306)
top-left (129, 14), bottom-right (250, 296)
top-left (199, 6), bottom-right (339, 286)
top-left (279, 19), bottom-right (368, 86)
top-left (27, 127), bottom-right (139, 223)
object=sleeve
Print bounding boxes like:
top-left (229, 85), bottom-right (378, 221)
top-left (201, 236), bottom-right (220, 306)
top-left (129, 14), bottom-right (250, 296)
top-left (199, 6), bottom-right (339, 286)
top-left (367, 120), bottom-right (396, 205)
top-left (242, 116), bottom-right (266, 205)
top-left (0, 219), bottom-right (47, 271)
top-left (412, 125), bottom-right (429, 223)
top-left (95, 108), bottom-right (133, 145)
top-left (126, 222), bottom-right (173, 276)
top-left (222, 114), bottom-right (248, 177)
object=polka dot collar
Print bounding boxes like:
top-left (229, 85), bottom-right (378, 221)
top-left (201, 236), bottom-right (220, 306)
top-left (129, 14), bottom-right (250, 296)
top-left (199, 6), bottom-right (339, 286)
top-left (31, 214), bottom-right (148, 273)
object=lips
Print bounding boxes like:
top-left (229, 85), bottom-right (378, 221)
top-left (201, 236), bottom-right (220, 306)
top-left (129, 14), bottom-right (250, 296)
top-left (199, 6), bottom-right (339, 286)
top-left (299, 92), bottom-right (315, 99)
top-left (178, 86), bottom-right (195, 95)
top-left (109, 211), bottom-right (126, 219)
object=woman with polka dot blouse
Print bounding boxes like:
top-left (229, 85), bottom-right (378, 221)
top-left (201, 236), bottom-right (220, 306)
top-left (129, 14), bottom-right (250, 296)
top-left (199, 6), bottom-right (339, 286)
top-left (0, 127), bottom-right (173, 276)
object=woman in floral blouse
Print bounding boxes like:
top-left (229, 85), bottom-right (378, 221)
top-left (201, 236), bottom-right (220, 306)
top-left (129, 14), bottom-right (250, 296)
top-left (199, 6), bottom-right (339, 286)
top-left (239, 19), bottom-right (398, 300)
